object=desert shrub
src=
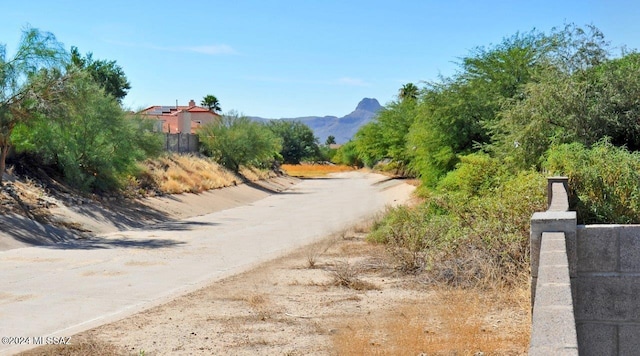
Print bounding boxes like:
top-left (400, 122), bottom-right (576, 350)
top-left (331, 141), bottom-right (363, 167)
top-left (198, 112), bottom-right (282, 173)
top-left (12, 74), bottom-right (162, 192)
top-left (545, 139), bottom-right (640, 223)
top-left (369, 205), bottom-right (452, 273)
top-left (369, 160), bottom-right (546, 287)
top-left (437, 153), bottom-right (505, 195)
top-left (439, 170), bottom-right (546, 286)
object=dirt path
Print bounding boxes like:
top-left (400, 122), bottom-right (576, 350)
top-left (20, 222), bottom-right (530, 356)
top-left (0, 172), bottom-right (415, 355)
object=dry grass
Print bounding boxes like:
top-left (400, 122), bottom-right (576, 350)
top-left (0, 171), bottom-right (54, 218)
top-left (281, 163), bottom-right (356, 178)
top-left (17, 337), bottom-right (127, 356)
top-left (158, 154), bottom-right (239, 193)
top-left (241, 293), bottom-right (276, 322)
top-left (139, 154), bottom-right (276, 195)
top-left (333, 287), bottom-right (530, 355)
top-left (239, 166), bottom-right (276, 181)
top-left (330, 260), bottom-right (378, 291)
top-left (305, 233), bottom-right (342, 268)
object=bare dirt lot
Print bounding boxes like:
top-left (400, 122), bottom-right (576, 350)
top-left (20, 221), bottom-right (530, 355)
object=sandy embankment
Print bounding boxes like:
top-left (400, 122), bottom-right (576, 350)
top-left (0, 176), bottom-right (298, 251)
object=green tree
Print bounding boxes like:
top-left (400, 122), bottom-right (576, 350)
top-left (331, 141), bottom-right (362, 167)
top-left (69, 46), bottom-right (130, 103)
top-left (325, 135), bottom-right (336, 145)
top-left (267, 120), bottom-right (319, 164)
top-left (201, 94), bottom-right (221, 113)
top-left (0, 27), bottom-right (66, 184)
top-left (353, 98), bottom-right (417, 169)
top-left (545, 140), bottom-right (640, 224)
top-left (547, 23), bottom-right (610, 74)
top-left (198, 112), bottom-right (281, 173)
top-left (495, 43), bottom-right (636, 168)
top-left (404, 30), bottom-right (551, 184)
top-left (399, 83), bottom-right (419, 101)
top-left (12, 70), bottom-right (162, 191)
top-left (353, 121), bottom-right (385, 167)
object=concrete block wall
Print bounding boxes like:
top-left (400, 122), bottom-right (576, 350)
top-left (529, 232), bottom-right (579, 355)
top-left (164, 133), bottom-right (200, 153)
top-left (530, 177), bottom-right (640, 355)
top-left (529, 177), bottom-right (579, 355)
top-left (575, 225), bottom-right (640, 355)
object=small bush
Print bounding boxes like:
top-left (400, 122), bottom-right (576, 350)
top-left (369, 205), bottom-right (452, 273)
top-left (545, 139), bottom-right (640, 223)
top-left (198, 113), bottom-right (281, 173)
top-left (330, 261), bottom-right (378, 290)
top-left (369, 157), bottom-right (546, 287)
top-left (437, 153), bottom-right (504, 195)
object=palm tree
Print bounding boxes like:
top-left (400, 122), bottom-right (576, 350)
top-left (399, 83), bottom-right (419, 101)
top-left (201, 94), bottom-right (221, 114)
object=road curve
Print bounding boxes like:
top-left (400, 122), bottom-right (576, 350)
top-left (0, 172), bottom-right (414, 355)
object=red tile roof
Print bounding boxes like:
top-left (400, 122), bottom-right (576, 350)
top-left (138, 102), bottom-right (219, 133)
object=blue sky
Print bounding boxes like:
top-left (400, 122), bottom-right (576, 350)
top-left (2, 1), bottom-right (639, 118)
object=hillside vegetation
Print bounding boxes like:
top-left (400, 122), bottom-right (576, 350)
top-left (335, 23), bottom-right (640, 288)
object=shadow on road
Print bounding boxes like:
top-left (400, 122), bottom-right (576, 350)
top-left (43, 236), bottom-right (186, 250)
top-left (144, 220), bottom-right (219, 231)
top-left (0, 213), bottom-right (192, 250)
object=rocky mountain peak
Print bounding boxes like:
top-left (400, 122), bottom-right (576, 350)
top-left (355, 98), bottom-right (382, 113)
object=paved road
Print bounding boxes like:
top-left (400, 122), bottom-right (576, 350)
top-left (0, 172), bottom-right (414, 355)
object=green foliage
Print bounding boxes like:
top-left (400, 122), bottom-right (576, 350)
top-left (198, 112), bottom-right (282, 173)
top-left (496, 51), bottom-right (640, 169)
top-left (200, 94), bottom-right (221, 113)
top-left (350, 23), bottom-right (640, 288)
top-left (546, 23), bottom-right (610, 73)
top-left (318, 145), bottom-right (337, 162)
top-left (545, 140), bottom-right (640, 223)
top-left (354, 99), bottom-right (417, 168)
top-left (325, 135), bottom-right (336, 145)
top-left (406, 31), bottom-right (548, 185)
top-left (369, 163), bottom-right (546, 286)
top-left (70, 46), bottom-right (130, 102)
top-left (0, 27), bottom-right (67, 182)
top-left (437, 153), bottom-right (504, 196)
top-left (398, 82), bottom-right (419, 101)
top-left (12, 71), bottom-right (162, 191)
top-left (267, 120), bottom-right (319, 164)
top-left (352, 121), bottom-right (384, 167)
top-left (331, 141), bottom-right (362, 167)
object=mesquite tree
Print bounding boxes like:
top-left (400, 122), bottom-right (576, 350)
top-left (0, 27), bottom-right (66, 184)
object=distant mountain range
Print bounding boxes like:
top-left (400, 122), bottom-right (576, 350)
top-left (250, 98), bottom-right (382, 144)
